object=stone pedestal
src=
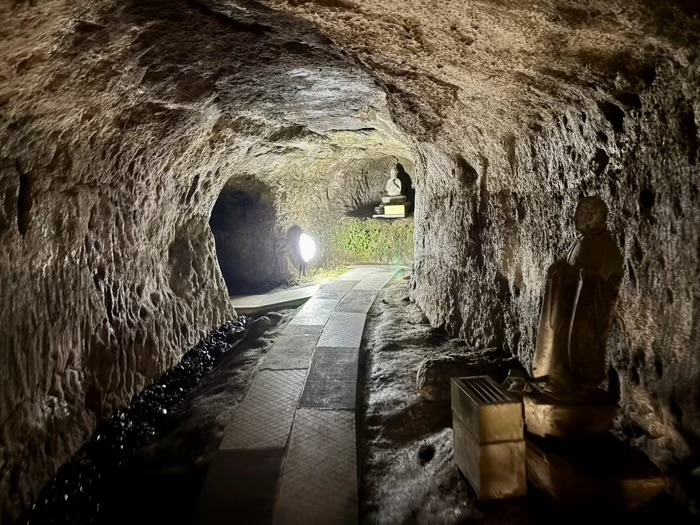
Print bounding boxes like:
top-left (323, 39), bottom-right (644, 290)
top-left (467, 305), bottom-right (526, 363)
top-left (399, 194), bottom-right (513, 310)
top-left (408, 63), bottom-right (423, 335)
top-left (526, 433), bottom-right (666, 510)
top-left (382, 195), bottom-right (407, 204)
top-left (523, 391), bottom-right (618, 438)
top-left (451, 376), bottom-right (526, 500)
top-left (373, 202), bottom-right (411, 218)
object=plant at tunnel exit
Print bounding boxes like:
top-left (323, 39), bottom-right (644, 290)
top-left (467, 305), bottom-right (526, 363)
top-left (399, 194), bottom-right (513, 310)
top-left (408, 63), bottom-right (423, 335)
top-left (329, 217), bottom-right (414, 265)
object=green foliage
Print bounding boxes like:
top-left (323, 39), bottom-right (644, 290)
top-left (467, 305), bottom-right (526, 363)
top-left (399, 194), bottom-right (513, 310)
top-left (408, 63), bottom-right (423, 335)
top-left (298, 264), bottom-right (350, 286)
top-left (328, 218), bottom-right (414, 265)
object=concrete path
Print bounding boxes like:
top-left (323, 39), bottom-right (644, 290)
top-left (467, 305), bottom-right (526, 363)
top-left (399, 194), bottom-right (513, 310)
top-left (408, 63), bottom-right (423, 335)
top-left (230, 284), bottom-right (320, 315)
top-left (197, 266), bottom-right (400, 525)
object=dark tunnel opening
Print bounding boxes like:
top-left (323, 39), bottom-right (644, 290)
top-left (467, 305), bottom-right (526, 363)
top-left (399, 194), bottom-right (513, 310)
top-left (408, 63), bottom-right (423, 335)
top-left (209, 177), bottom-right (287, 296)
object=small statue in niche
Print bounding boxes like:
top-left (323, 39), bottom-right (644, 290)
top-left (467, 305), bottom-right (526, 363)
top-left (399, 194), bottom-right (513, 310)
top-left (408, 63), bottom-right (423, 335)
top-left (385, 166), bottom-right (404, 198)
top-left (530, 196), bottom-right (623, 403)
top-left (374, 165), bottom-right (411, 218)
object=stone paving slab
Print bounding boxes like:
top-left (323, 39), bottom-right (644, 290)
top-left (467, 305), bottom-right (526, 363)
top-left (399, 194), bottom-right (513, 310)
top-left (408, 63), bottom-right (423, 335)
top-left (304, 346), bottom-right (359, 381)
top-left (315, 279), bottom-right (361, 300)
top-left (220, 369), bottom-right (306, 450)
top-left (299, 347), bottom-right (359, 410)
top-left (261, 333), bottom-right (319, 370)
top-left (230, 285), bottom-right (320, 315)
top-left (288, 298), bottom-right (339, 326)
top-left (274, 409), bottom-right (357, 525)
top-left (202, 267), bottom-right (401, 525)
top-left (354, 270), bottom-right (397, 291)
top-left (197, 449), bottom-right (284, 525)
top-left (316, 312), bottom-right (366, 348)
top-left (335, 289), bottom-right (379, 314)
top-left (298, 378), bottom-right (358, 410)
top-left (281, 323), bottom-right (325, 337)
top-left (336, 267), bottom-right (377, 281)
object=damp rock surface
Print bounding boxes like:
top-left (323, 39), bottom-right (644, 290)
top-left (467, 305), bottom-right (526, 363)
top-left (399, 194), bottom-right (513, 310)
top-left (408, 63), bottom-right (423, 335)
top-left (416, 350), bottom-right (522, 402)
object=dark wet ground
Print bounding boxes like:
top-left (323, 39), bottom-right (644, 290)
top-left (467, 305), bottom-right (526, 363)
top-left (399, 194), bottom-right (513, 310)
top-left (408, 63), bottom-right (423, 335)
top-left (21, 312), bottom-right (292, 525)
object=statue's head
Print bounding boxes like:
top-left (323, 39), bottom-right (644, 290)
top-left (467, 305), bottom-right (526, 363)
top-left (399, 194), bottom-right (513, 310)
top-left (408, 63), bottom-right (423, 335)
top-left (574, 196), bottom-right (608, 234)
top-left (390, 166), bottom-right (398, 178)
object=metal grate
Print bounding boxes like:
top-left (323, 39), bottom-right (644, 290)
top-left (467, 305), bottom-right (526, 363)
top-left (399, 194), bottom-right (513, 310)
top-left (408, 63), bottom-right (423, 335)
top-left (461, 376), bottom-right (516, 404)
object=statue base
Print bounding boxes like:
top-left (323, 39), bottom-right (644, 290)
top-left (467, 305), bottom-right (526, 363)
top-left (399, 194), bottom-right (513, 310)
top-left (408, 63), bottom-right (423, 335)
top-left (523, 391), bottom-right (618, 438)
top-left (373, 202), bottom-right (411, 219)
top-left (382, 195), bottom-right (407, 204)
top-left (526, 433), bottom-right (665, 510)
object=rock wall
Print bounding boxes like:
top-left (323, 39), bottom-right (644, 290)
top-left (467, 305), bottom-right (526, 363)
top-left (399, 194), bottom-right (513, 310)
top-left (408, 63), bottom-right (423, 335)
top-left (412, 62), bottom-right (700, 474)
top-left (0, 0), bottom-right (411, 519)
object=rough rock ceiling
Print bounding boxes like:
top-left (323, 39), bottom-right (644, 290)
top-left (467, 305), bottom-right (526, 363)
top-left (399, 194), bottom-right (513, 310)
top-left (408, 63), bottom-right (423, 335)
top-left (259, 0), bottom-right (699, 141)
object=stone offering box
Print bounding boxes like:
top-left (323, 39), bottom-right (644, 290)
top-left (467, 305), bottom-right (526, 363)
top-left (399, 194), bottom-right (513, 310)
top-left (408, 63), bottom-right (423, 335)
top-left (451, 376), bottom-right (526, 500)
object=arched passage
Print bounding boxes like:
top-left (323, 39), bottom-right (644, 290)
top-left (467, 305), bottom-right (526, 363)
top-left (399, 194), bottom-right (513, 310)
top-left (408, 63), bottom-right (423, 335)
top-left (209, 176), bottom-right (289, 295)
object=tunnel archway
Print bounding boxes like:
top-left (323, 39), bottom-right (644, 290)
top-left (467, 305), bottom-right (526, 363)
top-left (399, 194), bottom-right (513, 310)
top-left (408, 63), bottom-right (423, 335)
top-left (209, 176), bottom-right (289, 295)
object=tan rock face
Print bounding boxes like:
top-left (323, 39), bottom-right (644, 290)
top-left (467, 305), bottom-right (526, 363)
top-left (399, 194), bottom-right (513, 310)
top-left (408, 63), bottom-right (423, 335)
top-left (1, 0), bottom-right (699, 518)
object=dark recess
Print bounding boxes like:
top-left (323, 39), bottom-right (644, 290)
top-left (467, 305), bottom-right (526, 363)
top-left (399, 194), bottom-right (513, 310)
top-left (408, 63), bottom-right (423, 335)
top-left (615, 92), bottom-right (642, 109)
top-left (456, 154), bottom-right (478, 186)
top-left (210, 181), bottom-right (285, 295)
top-left (184, 174), bottom-right (200, 204)
top-left (17, 172), bottom-right (32, 236)
top-left (396, 162), bottom-right (415, 206)
top-left (591, 148), bottom-right (610, 175)
top-left (679, 109), bottom-right (699, 164)
top-left (639, 188), bottom-right (656, 220)
top-left (598, 101), bottom-right (626, 133)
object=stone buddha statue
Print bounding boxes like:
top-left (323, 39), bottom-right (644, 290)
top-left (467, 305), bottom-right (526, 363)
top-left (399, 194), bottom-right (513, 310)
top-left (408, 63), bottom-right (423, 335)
top-left (386, 166), bottom-right (403, 197)
top-left (531, 196), bottom-right (623, 404)
top-left (374, 165), bottom-right (411, 218)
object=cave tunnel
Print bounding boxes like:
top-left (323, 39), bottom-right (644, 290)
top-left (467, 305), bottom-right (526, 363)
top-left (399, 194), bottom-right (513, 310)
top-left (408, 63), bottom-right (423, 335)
top-left (2, 0), bottom-right (700, 523)
top-left (209, 176), bottom-right (287, 296)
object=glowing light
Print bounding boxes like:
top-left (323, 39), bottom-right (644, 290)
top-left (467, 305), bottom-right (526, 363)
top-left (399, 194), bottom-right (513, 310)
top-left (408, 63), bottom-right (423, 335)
top-left (299, 233), bottom-right (317, 263)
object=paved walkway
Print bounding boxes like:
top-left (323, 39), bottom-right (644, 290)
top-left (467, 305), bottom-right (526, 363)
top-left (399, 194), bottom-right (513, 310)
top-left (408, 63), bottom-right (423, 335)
top-left (229, 284), bottom-right (320, 315)
top-left (197, 265), bottom-right (400, 525)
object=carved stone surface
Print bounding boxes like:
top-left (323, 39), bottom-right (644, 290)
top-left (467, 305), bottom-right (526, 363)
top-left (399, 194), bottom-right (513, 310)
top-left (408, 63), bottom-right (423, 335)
top-left (3, 0), bottom-right (700, 518)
